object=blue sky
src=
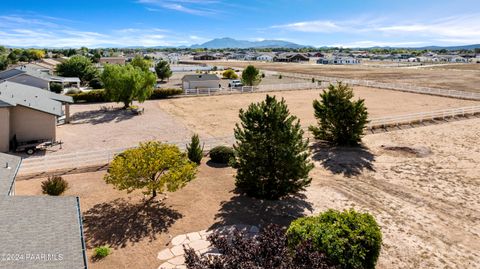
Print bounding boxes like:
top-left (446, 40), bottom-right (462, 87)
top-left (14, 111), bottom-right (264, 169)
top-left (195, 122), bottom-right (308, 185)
top-left (1, 0), bottom-right (480, 48)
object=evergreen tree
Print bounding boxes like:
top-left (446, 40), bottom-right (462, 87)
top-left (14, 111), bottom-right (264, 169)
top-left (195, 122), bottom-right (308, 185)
top-left (309, 83), bottom-right (368, 146)
top-left (233, 95), bottom-right (313, 200)
top-left (241, 65), bottom-right (261, 86)
top-left (186, 134), bottom-right (204, 165)
top-left (155, 60), bottom-right (173, 81)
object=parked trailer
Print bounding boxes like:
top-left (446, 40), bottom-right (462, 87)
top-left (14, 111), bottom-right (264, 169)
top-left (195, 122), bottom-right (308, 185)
top-left (14, 139), bottom-right (63, 155)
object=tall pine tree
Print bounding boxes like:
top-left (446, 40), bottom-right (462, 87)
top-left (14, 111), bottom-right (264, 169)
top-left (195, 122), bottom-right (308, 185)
top-left (233, 95), bottom-right (313, 200)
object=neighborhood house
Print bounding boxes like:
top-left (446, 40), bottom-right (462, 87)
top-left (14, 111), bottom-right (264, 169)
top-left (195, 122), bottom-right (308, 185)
top-left (182, 74), bottom-right (220, 90)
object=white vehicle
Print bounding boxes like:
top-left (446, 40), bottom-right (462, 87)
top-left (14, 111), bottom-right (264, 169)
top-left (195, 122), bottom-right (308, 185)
top-left (229, 80), bottom-right (243, 87)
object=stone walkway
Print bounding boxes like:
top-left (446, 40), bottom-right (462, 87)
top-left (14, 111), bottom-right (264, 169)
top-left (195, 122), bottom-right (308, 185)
top-left (157, 224), bottom-right (260, 269)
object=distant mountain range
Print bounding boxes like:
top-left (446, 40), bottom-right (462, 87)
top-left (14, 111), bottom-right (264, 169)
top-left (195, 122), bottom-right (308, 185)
top-left (189, 37), bottom-right (309, 49)
top-left (4, 38), bottom-right (480, 50)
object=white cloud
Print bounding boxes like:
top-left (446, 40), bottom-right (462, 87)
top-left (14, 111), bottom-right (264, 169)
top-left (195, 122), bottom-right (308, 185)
top-left (272, 20), bottom-right (344, 33)
top-left (137, 0), bottom-right (221, 16)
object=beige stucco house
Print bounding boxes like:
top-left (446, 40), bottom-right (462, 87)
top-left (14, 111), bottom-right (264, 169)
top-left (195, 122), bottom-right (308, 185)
top-left (0, 81), bottom-right (73, 152)
top-left (182, 74), bottom-right (220, 90)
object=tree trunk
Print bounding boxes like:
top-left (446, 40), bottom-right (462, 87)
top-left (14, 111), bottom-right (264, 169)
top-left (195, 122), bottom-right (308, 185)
top-left (152, 189), bottom-right (157, 198)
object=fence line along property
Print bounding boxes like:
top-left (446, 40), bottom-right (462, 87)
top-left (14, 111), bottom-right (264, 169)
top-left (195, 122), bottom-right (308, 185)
top-left (183, 82), bottom-right (322, 96)
top-left (280, 72), bottom-right (480, 101)
top-left (17, 105), bottom-right (480, 177)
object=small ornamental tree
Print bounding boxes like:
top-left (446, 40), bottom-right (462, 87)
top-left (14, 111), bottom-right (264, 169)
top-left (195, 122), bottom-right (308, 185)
top-left (101, 64), bottom-right (156, 108)
top-left (309, 83), bottom-right (368, 146)
top-left (55, 55), bottom-right (98, 85)
top-left (241, 65), bottom-right (261, 86)
top-left (155, 60), bottom-right (173, 81)
top-left (104, 141), bottom-right (197, 198)
top-left (233, 95), bottom-right (313, 199)
top-left (222, 69), bottom-right (238, 79)
top-left (186, 134), bottom-right (204, 165)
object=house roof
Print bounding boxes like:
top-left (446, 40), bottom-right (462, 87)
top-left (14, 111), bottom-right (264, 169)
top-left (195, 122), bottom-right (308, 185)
top-left (182, 74), bottom-right (220, 82)
top-left (0, 153), bottom-right (88, 269)
top-left (0, 153), bottom-right (21, 196)
top-left (0, 196), bottom-right (87, 269)
top-left (0, 81), bottom-right (73, 116)
top-left (1, 65), bottom-right (80, 84)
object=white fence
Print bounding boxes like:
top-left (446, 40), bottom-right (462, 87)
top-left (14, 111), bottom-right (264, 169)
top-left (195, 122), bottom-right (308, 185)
top-left (183, 82), bottom-right (321, 96)
top-left (367, 105), bottom-right (480, 128)
top-left (281, 72), bottom-right (480, 101)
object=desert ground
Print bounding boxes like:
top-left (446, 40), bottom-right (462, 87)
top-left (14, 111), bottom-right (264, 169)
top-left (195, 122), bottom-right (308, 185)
top-left (198, 61), bottom-right (480, 93)
top-left (16, 117), bottom-right (480, 269)
top-left (49, 87), bottom-right (479, 156)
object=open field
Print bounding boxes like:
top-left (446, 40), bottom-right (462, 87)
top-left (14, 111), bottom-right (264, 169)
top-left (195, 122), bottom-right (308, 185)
top-left (16, 117), bottom-right (480, 269)
top-left (200, 61), bottom-right (480, 93)
top-left (160, 87), bottom-right (479, 137)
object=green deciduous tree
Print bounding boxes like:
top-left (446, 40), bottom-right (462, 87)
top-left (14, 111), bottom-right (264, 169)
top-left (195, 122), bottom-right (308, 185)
top-left (101, 64), bottom-right (156, 108)
top-left (55, 55), bottom-right (98, 85)
top-left (309, 83), bottom-right (368, 146)
top-left (241, 65), bottom-right (261, 86)
top-left (233, 95), bottom-right (313, 199)
top-left (154, 60), bottom-right (173, 81)
top-left (104, 141), bottom-right (197, 198)
top-left (131, 55), bottom-right (152, 72)
top-left (186, 134), bottom-right (204, 165)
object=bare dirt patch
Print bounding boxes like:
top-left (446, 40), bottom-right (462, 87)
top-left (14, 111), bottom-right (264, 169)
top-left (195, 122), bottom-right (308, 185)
top-left (204, 61), bottom-right (480, 93)
top-left (160, 87), bottom-right (479, 137)
top-left (15, 118), bottom-right (480, 269)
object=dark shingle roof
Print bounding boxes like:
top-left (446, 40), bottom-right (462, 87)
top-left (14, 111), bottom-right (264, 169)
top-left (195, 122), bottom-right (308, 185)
top-left (182, 74), bottom-right (220, 82)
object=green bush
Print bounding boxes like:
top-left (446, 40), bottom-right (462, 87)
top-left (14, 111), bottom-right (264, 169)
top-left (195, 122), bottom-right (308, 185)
top-left (223, 69), bottom-right (238, 79)
top-left (89, 78), bottom-right (104, 89)
top-left (186, 134), bottom-right (204, 165)
top-left (65, 88), bottom-right (81, 95)
top-left (93, 246), bottom-right (111, 258)
top-left (50, 83), bottom-right (63, 93)
top-left (67, 90), bottom-right (108, 103)
top-left (278, 74), bottom-right (283, 79)
top-left (41, 175), bottom-right (69, 196)
top-left (287, 209), bottom-right (382, 269)
top-left (209, 146), bottom-right (234, 164)
top-left (149, 88), bottom-right (183, 99)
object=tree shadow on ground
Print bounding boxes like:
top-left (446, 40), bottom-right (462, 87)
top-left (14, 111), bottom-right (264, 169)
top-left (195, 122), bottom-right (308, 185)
top-left (311, 142), bottom-right (375, 177)
top-left (83, 198), bottom-right (182, 248)
top-left (70, 107), bottom-right (137, 125)
top-left (206, 160), bottom-right (229, 168)
top-left (210, 190), bottom-right (313, 230)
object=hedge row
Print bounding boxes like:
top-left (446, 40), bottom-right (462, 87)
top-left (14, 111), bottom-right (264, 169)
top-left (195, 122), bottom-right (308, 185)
top-left (67, 88), bottom-right (183, 103)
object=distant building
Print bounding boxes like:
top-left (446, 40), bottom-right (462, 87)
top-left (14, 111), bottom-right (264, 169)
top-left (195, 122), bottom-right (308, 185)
top-left (274, 53), bottom-right (309, 62)
top-left (0, 152), bottom-right (88, 269)
top-left (181, 74), bottom-right (220, 90)
top-left (317, 56), bottom-right (360, 65)
top-left (99, 56), bottom-right (126, 65)
top-left (193, 54), bottom-right (218, 61)
top-left (0, 64), bottom-right (80, 90)
top-left (0, 81), bottom-right (73, 152)
top-left (256, 54), bottom-right (274, 61)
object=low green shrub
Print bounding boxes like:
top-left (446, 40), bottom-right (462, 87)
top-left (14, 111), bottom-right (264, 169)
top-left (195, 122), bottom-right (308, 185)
top-left (150, 88), bottom-right (183, 99)
top-left (209, 146), bottom-right (235, 164)
top-left (187, 134), bottom-right (204, 165)
top-left (67, 90), bottom-right (108, 103)
top-left (41, 175), bottom-right (69, 196)
top-left (89, 78), bottom-right (104, 89)
top-left (65, 88), bottom-right (81, 95)
top-left (93, 246), bottom-right (111, 258)
top-left (50, 83), bottom-right (63, 93)
top-left (287, 209), bottom-right (382, 269)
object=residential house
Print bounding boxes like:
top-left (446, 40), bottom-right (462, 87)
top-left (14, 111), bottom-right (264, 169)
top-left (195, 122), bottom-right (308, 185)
top-left (317, 56), bottom-right (360, 65)
top-left (256, 53), bottom-right (274, 62)
top-left (274, 53), bottom-right (309, 62)
top-left (0, 81), bottom-right (73, 152)
top-left (193, 54), bottom-right (218, 61)
top-left (99, 56), bottom-right (126, 65)
top-left (0, 65), bottom-right (80, 90)
top-left (0, 152), bottom-right (88, 269)
top-left (181, 74), bottom-right (220, 90)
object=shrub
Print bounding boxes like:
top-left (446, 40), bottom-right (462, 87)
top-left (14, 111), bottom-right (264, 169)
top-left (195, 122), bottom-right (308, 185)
top-left (261, 72), bottom-right (266, 78)
top-left (186, 134), bottom-right (204, 164)
top-left (41, 175), bottom-right (69, 196)
top-left (65, 88), bottom-right (81, 95)
top-left (241, 65), bottom-right (261, 86)
top-left (233, 95), bottom-right (313, 199)
top-left (149, 88), bottom-right (183, 99)
top-left (309, 82), bottom-right (368, 146)
top-left (89, 77), bottom-right (104, 89)
top-left (67, 90), bottom-right (108, 103)
top-left (312, 77), bottom-right (315, 83)
top-left (209, 146), bottom-right (234, 164)
top-left (93, 246), bottom-right (111, 258)
top-left (184, 224), bottom-right (333, 269)
top-left (222, 69), bottom-right (238, 79)
top-left (287, 209), bottom-right (382, 269)
top-left (50, 82), bottom-right (63, 93)
top-left (278, 74), bottom-right (283, 79)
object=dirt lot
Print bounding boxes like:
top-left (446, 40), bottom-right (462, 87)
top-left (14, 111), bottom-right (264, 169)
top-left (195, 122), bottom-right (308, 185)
top-left (160, 87), bottom-right (479, 137)
top-left (202, 61), bottom-right (480, 93)
top-left (15, 117), bottom-right (480, 269)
